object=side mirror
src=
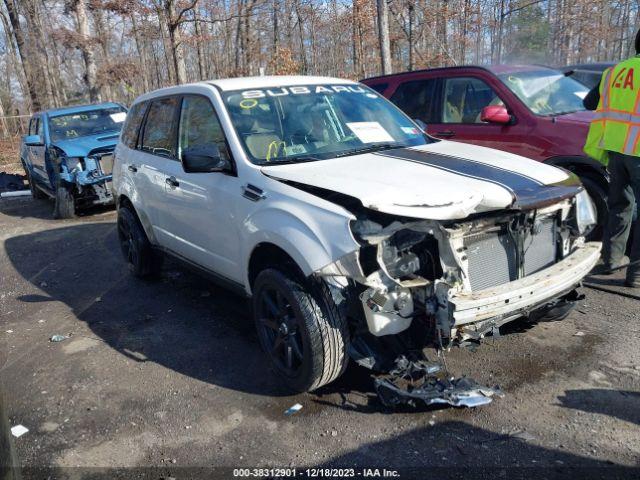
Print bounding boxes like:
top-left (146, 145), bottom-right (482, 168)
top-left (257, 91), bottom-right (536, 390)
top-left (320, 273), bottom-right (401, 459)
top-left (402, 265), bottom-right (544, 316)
top-left (480, 105), bottom-right (512, 125)
top-left (24, 134), bottom-right (43, 146)
top-left (413, 119), bottom-right (428, 132)
top-left (181, 144), bottom-right (230, 173)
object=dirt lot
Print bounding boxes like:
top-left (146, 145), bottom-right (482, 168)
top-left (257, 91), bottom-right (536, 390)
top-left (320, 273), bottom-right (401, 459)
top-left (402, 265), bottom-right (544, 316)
top-left (1, 196), bottom-right (639, 479)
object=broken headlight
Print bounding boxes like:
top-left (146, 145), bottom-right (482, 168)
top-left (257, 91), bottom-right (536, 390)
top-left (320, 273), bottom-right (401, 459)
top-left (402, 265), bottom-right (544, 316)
top-left (575, 189), bottom-right (597, 235)
top-left (63, 157), bottom-right (83, 172)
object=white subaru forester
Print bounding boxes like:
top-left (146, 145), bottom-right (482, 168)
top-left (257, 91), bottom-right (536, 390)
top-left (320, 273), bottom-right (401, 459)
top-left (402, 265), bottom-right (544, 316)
top-left (113, 76), bottom-right (601, 407)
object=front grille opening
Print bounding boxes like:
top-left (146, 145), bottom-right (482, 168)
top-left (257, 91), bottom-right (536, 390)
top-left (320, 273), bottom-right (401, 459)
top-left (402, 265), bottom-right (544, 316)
top-left (464, 218), bottom-right (557, 291)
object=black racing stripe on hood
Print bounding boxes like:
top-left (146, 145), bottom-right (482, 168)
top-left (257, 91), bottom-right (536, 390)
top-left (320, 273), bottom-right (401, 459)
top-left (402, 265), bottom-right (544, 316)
top-left (376, 148), bottom-right (582, 210)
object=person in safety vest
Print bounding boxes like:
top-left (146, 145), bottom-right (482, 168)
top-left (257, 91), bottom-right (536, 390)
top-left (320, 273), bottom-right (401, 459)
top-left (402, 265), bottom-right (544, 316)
top-left (584, 30), bottom-right (640, 287)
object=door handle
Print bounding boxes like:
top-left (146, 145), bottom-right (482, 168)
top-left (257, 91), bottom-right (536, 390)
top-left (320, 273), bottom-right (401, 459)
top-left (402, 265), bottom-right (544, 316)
top-left (165, 176), bottom-right (179, 188)
top-left (434, 130), bottom-right (456, 138)
top-left (128, 165), bottom-right (138, 173)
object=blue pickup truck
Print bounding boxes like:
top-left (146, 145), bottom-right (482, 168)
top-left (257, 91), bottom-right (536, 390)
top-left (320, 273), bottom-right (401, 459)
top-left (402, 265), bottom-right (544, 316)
top-left (20, 102), bottom-right (127, 218)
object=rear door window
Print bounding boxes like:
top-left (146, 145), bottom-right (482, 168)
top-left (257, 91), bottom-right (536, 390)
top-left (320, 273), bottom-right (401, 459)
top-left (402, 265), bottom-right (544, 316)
top-left (390, 79), bottom-right (439, 124)
top-left (140, 97), bottom-right (180, 158)
top-left (121, 102), bottom-right (147, 149)
top-left (28, 117), bottom-right (38, 136)
top-left (442, 77), bottom-right (504, 123)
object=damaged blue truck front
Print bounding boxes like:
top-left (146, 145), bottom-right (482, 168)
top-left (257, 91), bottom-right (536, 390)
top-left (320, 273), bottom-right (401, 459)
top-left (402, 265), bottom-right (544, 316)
top-left (20, 102), bottom-right (127, 218)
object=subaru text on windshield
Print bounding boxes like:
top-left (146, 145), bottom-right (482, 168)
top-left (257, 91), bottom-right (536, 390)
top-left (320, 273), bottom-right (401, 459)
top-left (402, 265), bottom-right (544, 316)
top-left (113, 77), bottom-right (600, 407)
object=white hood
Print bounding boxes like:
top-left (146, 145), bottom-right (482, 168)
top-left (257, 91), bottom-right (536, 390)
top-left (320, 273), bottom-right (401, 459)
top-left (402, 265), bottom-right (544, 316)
top-left (262, 141), bottom-right (581, 220)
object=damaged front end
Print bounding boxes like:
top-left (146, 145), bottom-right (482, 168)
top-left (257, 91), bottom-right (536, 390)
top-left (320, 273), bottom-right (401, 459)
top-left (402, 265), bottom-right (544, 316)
top-left (314, 191), bottom-right (600, 408)
top-left (52, 146), bottom-right (115, 207)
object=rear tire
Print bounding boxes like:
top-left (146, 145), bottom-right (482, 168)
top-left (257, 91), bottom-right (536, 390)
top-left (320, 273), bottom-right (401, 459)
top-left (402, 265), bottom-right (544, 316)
top-left (252, 268), bottom-right (349, 392)
top-left (53, 180), bottom-right (75, 219)
top-left (117, 205), bottom-right (163, 278)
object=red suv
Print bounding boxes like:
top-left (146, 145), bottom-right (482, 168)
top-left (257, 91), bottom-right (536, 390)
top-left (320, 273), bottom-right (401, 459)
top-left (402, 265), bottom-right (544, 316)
top-left (362, 65), bottom-right (608, 234)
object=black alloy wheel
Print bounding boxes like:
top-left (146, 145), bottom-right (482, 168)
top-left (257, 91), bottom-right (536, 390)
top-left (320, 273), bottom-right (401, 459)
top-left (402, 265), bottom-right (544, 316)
top-left (256, 285), bottom-right (305, 377)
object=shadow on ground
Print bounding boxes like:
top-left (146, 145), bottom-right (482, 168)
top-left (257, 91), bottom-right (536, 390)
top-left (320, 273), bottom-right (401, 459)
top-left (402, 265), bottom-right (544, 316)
top-left (9, 422), bottom-right (637, 479)
top-left (557, 389), bottom-right (640, 426)
top-left (4, 222), bottom-right (293, 397)
top-left (0, 196), bottom-right (114, 220)
top-left (309, 422), bottom-right (638, 479)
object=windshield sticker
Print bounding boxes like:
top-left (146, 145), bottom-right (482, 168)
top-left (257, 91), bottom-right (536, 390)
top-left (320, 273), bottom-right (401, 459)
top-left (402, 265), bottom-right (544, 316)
top-left (401, 126), bottom-right (420, 135)
top-left (240, 98), bottom-right (258, 109)
top-left (346, 122), bottom-right (394, 143)
top-left (110, 112), bottom-right (126, 123)
top-left (240, 85), bottom-right (368, 99)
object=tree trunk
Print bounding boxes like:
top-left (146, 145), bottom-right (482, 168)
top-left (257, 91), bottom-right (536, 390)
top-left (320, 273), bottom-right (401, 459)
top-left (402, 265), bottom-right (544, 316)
top-left (166, 0), bottom-right (187, 84)
top-left (72, 0), bottom-right (100, 102)
top-left (0, 8), bottom-right (30, 110)
top-left (194, 11), bottom-right (207, 80)
top-left (376, 0), bottom-right (392, 74)
top-left (2, 0), bottom-right (40, 111)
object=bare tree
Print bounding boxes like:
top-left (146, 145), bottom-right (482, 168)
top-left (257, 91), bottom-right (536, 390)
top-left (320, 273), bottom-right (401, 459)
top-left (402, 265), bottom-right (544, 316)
top-left (377, 0), bottom-right (392, 74)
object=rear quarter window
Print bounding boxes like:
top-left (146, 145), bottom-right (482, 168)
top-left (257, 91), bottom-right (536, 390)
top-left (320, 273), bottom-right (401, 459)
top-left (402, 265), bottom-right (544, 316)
top-left (121, 102), bottom-right (147, 149)
top-left (390, 79), bottom-right (439, 124)
top-left (367, 83), bottom-right (388, 94)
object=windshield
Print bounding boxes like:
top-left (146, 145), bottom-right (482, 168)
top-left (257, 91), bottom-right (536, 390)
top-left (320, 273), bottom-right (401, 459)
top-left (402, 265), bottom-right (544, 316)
top-left (498, 70), bottom-right (589, 116)
top-left (222, 84), bottom-right (431, 164)
top-left (49, 106), bottom-right (127, 142)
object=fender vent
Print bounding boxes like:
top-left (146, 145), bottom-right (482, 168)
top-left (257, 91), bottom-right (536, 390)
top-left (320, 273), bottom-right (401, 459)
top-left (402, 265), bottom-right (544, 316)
top-left (242, 184), bottom-right (265, 202)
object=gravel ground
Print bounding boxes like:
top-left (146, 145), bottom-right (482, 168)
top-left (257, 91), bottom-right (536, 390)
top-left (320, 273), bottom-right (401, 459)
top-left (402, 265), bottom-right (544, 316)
top-left (1, 196), bottom-right (639, 479)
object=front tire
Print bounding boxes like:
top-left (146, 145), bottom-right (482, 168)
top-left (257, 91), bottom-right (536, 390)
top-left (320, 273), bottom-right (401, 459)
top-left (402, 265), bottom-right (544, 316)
top-left (53, 180), bottom-right (75, 219)
top-left (252, 269), bottom-right (349, 392)
top-left (117, 206), bottom-right (163, 278)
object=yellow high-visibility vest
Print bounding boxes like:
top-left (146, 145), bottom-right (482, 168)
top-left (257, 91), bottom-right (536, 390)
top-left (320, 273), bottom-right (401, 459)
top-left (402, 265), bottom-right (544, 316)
top-left (584, 55), bottom-right (640, 165)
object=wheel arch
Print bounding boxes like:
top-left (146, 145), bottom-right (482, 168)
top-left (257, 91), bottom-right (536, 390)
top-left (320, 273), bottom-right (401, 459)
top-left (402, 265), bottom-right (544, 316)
top-left (248, 242), bottom-right (306, 290)
top-left (242, 204), bottom-right (358, 294)
top-left (116, 193), bottom-right (158, 245)
top-left (546, 155), bottom-right (609, 191)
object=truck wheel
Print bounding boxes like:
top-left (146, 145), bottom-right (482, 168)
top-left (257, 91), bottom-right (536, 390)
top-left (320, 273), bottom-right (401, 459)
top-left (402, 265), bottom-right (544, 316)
top-left (580, 176), bottom-right (607, 241)
top-left (53, 181), bottom-right (75, 219)
top-left (253, 268), bottom-right (349, 392)
top-left (117, 206), bottom-right (163, 278)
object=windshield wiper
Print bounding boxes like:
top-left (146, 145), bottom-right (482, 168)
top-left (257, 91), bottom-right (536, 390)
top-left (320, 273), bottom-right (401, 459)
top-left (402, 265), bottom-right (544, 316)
top-left (263, 155), bottom-right (322, 165)
top-left (333, 143), bottom-right (400, 158)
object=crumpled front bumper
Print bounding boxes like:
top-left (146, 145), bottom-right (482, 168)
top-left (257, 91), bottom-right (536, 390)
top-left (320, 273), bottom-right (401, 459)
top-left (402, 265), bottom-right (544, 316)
top-left (450, 241), bottom-right (601, 326)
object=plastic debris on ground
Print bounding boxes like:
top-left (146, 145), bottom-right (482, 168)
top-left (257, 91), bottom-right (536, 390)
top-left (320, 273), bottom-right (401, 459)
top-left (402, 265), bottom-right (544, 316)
top-left (574, 331), bottom-right (585, 336)
top-left (374, 354), bottom-right (504, 409)
top-left (50, 334), bottom-right (69, 342)
top-left (284, 403), bottom-right (303, 416)
top-left (0, 190), bottom-right (31, 198)
top-left (11, 425), bottom-right (29, 438)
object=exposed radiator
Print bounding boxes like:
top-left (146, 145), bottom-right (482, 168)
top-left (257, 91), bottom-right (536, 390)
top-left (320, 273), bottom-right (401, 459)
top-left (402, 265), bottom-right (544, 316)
top-left (464, 218), bottom-right (557, 291)
top-left (523, 219), bottom-right (556, 276)
top-left (465, 230), bottom-right (517, 291)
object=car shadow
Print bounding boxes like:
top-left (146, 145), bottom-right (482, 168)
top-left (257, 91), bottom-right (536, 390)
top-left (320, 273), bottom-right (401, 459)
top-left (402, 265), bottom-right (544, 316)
top-left (0, 196), bottom-right (114, 220)
top-left (308, 421), bottom-right (636, 477)
top-left (4, 223), bottom-right (296, 397)
top-left (557, 389), bottom-right (640, 426)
